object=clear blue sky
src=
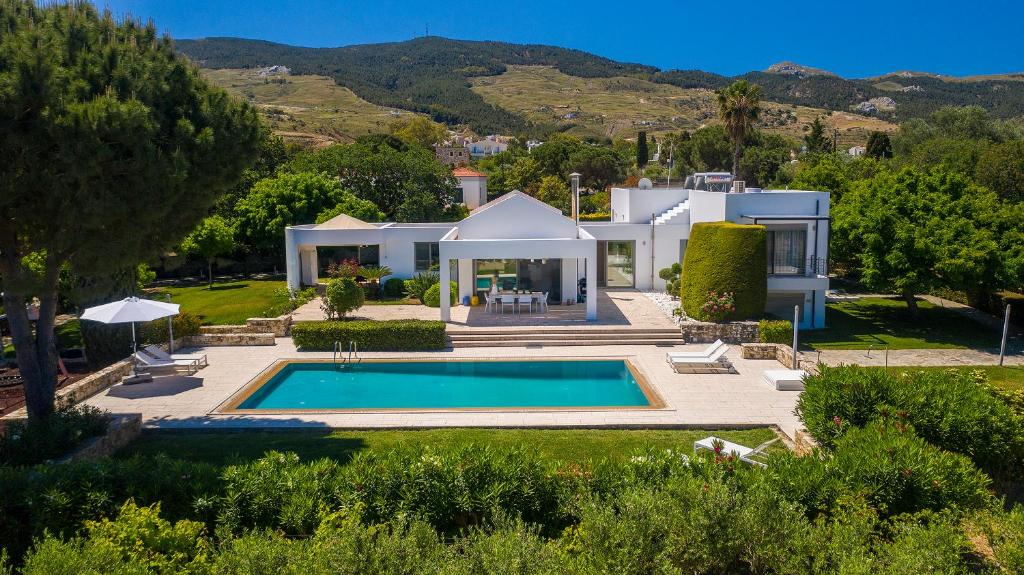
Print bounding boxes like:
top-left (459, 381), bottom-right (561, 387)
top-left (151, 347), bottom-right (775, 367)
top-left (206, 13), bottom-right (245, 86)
top-left (99, 0), bottom-right (1023, 77)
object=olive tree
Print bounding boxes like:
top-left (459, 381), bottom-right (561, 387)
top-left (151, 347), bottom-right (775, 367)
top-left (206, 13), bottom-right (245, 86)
top-left (0, 3), bottom-right (263, 420)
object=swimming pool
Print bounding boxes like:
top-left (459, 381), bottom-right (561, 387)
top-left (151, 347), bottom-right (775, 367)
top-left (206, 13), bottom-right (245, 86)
top-left (223, 359), bottom-right (659, 411)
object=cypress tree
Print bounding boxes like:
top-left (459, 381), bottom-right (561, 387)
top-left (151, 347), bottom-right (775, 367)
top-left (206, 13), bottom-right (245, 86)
top-left (637, 131), bottom-right (649, 168)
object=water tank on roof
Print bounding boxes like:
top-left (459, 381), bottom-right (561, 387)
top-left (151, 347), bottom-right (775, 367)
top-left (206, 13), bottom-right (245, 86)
top-left (638, 178), bottom-right (653, 189)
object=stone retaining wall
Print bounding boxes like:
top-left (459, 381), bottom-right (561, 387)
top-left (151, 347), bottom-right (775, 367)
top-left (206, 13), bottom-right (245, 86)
top-left (59, 413), bottom-right (141, 463)
top-left (679, 320), bottom-right (759, 343)
top-left (740, 343), bottom-right (819, 373)
top-left (185, 333), bottom-right (275, 346)
top-left (2, 360), bottom-right (133, 421)
top-left (198, 315), bottom-right (290, 338)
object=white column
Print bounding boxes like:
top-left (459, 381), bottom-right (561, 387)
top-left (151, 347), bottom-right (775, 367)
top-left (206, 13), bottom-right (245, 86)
top-left (585, 254), bottom-right (597, 321)
top-left (439, 255), bottom-right (451, 322)
top-left (285, 228), bottom-right (301, 291)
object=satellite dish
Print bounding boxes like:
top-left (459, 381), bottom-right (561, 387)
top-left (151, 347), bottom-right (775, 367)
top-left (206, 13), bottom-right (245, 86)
top-left (638, 178), bottom-right (653, 189)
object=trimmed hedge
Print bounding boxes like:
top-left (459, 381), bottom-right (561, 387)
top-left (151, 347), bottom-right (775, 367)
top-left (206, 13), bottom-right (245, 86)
top-left (291, 319), bottom-right (447, 351)
top-left (758, 319), bottom-right (792, 344)
top-left (382, 277), bottom-right (406, 299)
top-left (680, 222), bottom-right (766, 321)
top-left (579, 212), bottom-right (610, 221)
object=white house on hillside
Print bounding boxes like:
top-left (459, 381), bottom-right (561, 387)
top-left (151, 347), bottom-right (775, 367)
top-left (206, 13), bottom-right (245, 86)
top-left (285, 176), bottom-right (830, 328)
top-left (466, 137), bottom-right (508, 158)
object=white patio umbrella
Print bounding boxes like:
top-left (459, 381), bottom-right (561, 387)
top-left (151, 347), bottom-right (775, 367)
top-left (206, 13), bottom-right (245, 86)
top-left (80, 297), bottom-right (180, 359)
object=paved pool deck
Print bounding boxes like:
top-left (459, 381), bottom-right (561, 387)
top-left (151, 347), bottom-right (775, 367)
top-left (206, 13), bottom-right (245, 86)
top-left (84, 340), bottom-right (803, 438)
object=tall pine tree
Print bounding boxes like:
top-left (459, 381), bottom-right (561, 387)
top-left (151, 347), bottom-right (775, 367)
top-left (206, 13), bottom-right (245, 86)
top-left (0, 2), bottom-right (263, 420)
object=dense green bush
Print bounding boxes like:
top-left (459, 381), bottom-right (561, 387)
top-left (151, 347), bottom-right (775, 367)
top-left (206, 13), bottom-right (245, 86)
top-left (140, 311), bottom-right (202, 345)
top-left (321, 278), bottom-right (365, 319)
top-left (382, 277), bottom-right (406, 299)
top-left (680, 222), bottom-right (767, 320)
top-left (796, 365), bottom-right (1024, 475)
top-left (771, 421), bottom-right (992, 518)
top-left (404, 272), bottom-right (440, 303)
top-left (0, 404), bottom-right (109, 466)
top-left (422, 281), bottom-right (457, 308)
top-left (758, 319), bottom-right (793, 344)
top-left (578, 212), bottom-right (610, 221)
top-left (291, 320), bottom-right (447, 351)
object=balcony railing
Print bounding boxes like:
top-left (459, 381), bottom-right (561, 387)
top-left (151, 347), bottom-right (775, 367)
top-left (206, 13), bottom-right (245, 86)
top-left (767, 255), bottom-right (828, 277)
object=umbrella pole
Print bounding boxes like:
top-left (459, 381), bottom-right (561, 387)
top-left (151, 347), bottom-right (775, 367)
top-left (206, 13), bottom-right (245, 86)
top-left (131, 322), bottom-right (137, 376)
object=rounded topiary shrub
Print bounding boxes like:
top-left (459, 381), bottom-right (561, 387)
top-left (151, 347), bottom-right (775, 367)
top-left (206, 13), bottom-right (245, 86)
top-left (680, 222), bottom-right (767, 321)
top-left (422, 281), bottom-right (457, 308)
top-left (382, 277), bottom-right (406, 299)
top-left (320, 277), bottom-right (365, 319)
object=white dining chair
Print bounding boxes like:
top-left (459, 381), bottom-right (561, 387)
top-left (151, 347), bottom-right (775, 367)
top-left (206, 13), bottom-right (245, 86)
top-left (517, 294), bottom-right (533, 314)
top-left (539, 292), bottom-right (549, 312)
top-left (499, 295), bottom-right (516, 315)
top-left (484, 293), bottom-right (495, 313)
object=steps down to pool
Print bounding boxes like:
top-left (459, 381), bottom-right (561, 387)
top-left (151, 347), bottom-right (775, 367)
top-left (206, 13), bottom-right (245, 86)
top-left (446, 327), bottom-right (685, 348)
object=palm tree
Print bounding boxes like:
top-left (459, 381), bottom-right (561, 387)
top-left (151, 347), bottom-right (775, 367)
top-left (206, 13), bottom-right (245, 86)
top-left (716, 80), bottom-right (763, 177)
top-left (358, 265), bottom-right (392, 300)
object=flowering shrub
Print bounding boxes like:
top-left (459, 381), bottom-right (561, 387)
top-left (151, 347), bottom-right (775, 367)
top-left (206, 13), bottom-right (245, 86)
top-left (697, 290), bottom-right (736, 322)
top-left (326, 258), bottom-right (360, 279)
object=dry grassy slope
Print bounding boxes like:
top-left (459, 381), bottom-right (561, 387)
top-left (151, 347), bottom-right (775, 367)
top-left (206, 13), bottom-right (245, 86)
top-left (471, 66), bottom-right (896, 146)
top-left (202, 66), bottom-right (897, 148)
top-left (202, 69), bottom-right (430, 146)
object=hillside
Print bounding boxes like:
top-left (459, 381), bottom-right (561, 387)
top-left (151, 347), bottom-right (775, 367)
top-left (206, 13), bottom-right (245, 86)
top-left (471, 65), bottom-right (895, 145)
top-left (200, 68), bottom-right (425, 146)
top-left (176, 36), bottom-right (1024, 137)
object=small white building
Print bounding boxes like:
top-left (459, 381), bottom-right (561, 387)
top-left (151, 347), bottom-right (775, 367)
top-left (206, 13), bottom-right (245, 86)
top-left (286, 177), bottom-right (830, 328)
top-left (848, 145), bottom-right (866, 157)
top-left (453, 167), bottom-right (488, 209)
top-left (466, 137), bottom-right (508, 158)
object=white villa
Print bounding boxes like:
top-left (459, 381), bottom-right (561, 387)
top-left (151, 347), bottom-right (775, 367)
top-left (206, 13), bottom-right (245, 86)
top-left (285, 177), bottom-right (830, 328)
top-left (466, 137), bottom-right (508, 158)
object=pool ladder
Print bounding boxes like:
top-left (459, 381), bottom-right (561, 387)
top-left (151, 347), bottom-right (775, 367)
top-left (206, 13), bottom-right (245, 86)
top-left (333, 341), bottom-right (361, 367)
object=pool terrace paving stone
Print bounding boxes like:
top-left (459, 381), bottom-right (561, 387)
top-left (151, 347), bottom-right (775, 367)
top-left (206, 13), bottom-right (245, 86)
top-left (84, 339), bottom-right (804, 438)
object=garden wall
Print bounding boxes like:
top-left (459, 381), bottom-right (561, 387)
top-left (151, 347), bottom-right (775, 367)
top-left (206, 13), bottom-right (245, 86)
top-left (58, 413), bottom-right (141, 463)
top-left (679, 320), bottom-right (759, 343)
top-left (740, 343), bottom-right (818, 373)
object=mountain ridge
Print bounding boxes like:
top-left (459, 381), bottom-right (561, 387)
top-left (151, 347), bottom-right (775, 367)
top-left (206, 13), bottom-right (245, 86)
top-left (175, 36), bottom-right (1024, 134)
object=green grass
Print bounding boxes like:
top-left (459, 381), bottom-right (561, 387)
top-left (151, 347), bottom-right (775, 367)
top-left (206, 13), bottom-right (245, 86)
top-left (886, 366), bottom-right (1024, 392)
top-left (801, 297), bottom-right (1002, 350)
top-left (122, 428), bottom-right (781, 466)
top-left (150, 280), bottom-right (288, 325)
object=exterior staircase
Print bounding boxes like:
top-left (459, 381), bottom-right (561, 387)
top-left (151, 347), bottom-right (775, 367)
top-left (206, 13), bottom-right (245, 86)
top-left (447, 327), bottom-right (685, 348)
top-left (653, 200), bottom-right (689, 225)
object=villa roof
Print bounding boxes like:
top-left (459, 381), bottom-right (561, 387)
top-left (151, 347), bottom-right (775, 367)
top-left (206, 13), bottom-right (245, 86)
top-left (469, 190), bottom-right (562, 216)
top-left (313, 213), bottom-right (377, 230)
top-left (452, 167), bottom-right (486, 177)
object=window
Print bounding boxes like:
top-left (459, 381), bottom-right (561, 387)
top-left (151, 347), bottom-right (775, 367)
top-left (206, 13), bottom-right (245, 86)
top-left (605, 241), bottom-right (635, 287)
top-left (414, 242), bottom-right (440, 272)
top-left (767, 228), bottom-right (807, 275)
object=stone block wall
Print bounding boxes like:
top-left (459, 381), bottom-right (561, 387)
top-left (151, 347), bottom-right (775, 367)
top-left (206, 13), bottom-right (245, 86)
top-left (59, 413), bottom-right (142, 463)
top-left (679, 320), bottom-right (759, 343)
top-left (185, 333), bottom-right (275, 346)
top-left (199, 314), bottom-right (291, 337)
top-left (740, 343), bottom-right (819, 373)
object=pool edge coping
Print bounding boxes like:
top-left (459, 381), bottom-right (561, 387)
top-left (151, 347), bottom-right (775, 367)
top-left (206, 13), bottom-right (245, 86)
top-left (212, 356), bottom-right (667, 415)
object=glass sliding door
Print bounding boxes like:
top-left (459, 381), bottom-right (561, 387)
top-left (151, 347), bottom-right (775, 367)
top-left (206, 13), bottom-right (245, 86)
top-left (605, 241), bottom-right (635, 287)
top-left (473, 259), bottom-right (561, 303)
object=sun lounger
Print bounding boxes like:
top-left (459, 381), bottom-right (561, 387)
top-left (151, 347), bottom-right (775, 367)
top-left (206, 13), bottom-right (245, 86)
top-left (763, 369), bottom-right (806, 391)
top-left (694, 435), bottom-right (778, 468)
top-left (668, 345), bottom-right (733, 373)
top-left (132, 352), bottom-right (198, 375)
top-left (665, 339), bottom-right (724, 362)
top-left (143, 345), bottom-right (208, 368)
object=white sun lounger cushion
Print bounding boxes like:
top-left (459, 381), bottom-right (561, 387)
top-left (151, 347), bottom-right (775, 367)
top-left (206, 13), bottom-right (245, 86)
top-left (665, 339), bottom-right (724, 361)
top-left (694, 436), bottom-right (754, 458)
top-left (763, 369), bottom-right (807, 391)
top-left (669, 345), bottom-right (729, 365)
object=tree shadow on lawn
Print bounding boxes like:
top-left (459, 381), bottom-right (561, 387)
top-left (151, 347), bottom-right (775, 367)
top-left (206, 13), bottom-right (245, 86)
top-left (122, 427), bottom-right (371, 467)
top-left (205, 284), bottom-right (250, 292)
top-left (802, 297), bottom-right (1002, 350)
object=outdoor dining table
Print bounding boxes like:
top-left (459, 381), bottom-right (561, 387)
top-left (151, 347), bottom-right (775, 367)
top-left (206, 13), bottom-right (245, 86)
top-left (487, 292), bottom-right (545, 313)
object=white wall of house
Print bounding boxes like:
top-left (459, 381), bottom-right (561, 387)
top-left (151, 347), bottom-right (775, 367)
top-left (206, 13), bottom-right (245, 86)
top-left (610, 187), bottom-right (689, 223)
top-left (456, 175), bottom-right (487, 210)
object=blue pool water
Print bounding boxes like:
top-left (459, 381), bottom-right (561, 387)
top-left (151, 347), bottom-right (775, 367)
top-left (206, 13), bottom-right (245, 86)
top-left (237, 360), bottom-right (650, 410)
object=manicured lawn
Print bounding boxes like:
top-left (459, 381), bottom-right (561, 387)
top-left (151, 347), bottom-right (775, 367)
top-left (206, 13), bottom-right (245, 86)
top-left (122, 428), bottom-right (781, 466)
top-left (801, 297), bottom-right (1002, 350)
top-left (150, 279), bottom-right (288, 325)
top-left (889, 366), bottom-right (1024, 392)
